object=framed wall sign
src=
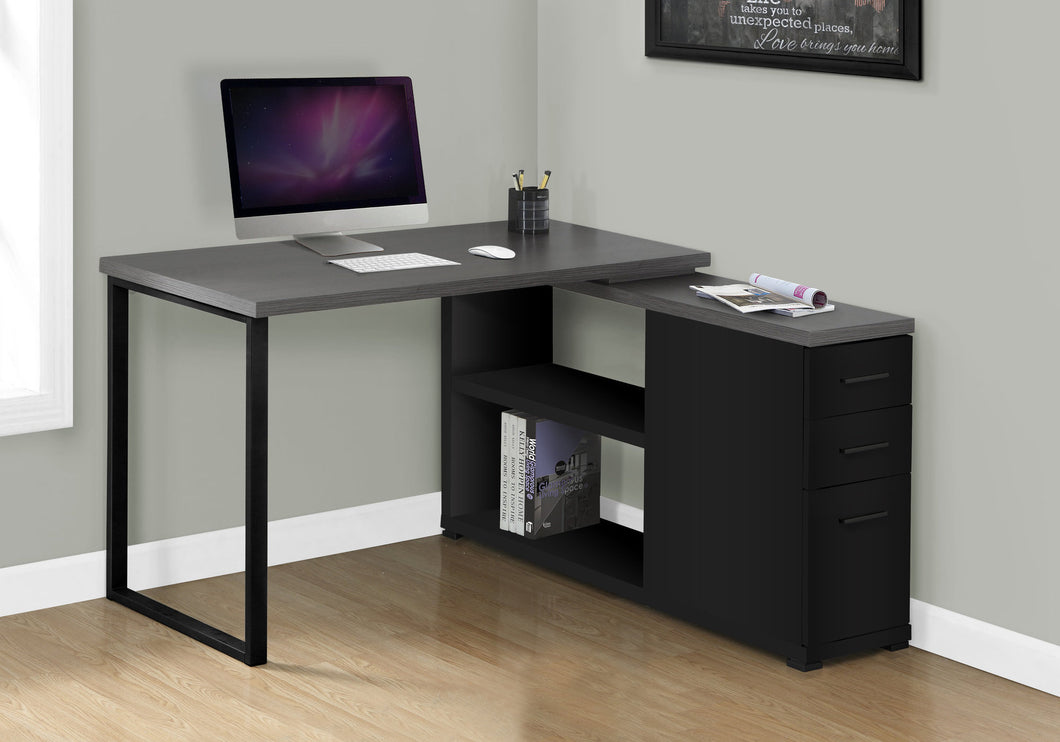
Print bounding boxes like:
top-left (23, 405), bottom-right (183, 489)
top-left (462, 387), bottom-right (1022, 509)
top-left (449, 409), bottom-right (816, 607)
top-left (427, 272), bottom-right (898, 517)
top-left (645, 0), bottom-right (921, 80)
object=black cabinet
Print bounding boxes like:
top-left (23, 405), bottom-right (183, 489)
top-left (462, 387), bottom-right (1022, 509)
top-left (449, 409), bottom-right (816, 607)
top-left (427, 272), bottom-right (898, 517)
top-left (441, 284), bottom-right (913, 670)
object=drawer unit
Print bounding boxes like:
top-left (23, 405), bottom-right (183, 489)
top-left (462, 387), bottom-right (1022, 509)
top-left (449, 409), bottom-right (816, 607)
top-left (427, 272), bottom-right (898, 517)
top-left (801, 335), bottom-right (912, 653)
top-left (806, 475), bottom-right (911, 645)
top-left (644, 313), bottom-right (913, 669)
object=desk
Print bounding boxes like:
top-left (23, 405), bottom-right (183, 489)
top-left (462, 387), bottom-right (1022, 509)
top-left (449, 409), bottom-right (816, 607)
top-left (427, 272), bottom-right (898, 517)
top-left (100, 221), bottom-right (709, 666)
top-left (101, 221), bottom-right (914, 671)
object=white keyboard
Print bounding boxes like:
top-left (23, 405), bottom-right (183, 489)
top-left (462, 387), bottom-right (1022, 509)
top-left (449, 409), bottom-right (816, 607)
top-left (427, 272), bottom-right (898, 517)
top-left (328, 252), bottom-right (460, 273)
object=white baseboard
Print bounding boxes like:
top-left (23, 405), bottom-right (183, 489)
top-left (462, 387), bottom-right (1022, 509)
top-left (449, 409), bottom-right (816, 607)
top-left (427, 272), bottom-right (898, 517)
top-left (3, 495), bottom-right (1057, 698)
top-left (0, 492), bottom-right (442, 618)
top-left (910, 598), bottom-right (1060, 697)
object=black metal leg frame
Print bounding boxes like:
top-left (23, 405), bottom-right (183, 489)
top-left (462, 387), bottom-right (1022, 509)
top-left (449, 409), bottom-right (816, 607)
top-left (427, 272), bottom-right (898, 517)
top-left (106, 277), bottom-right (269, 666)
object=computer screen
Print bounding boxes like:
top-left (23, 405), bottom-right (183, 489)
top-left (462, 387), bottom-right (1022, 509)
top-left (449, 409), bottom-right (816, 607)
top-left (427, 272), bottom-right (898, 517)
top-left (220, 76), bottom-right (428, 256)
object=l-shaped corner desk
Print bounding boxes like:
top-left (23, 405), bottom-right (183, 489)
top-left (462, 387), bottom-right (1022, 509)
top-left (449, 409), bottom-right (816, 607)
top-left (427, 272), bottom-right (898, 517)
top-left (100, 220), bottom-right (914, 671)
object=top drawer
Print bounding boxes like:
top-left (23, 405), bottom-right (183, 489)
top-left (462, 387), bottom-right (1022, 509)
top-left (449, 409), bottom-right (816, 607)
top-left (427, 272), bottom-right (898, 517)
top-left (805, 336), bottom-right (912, 418)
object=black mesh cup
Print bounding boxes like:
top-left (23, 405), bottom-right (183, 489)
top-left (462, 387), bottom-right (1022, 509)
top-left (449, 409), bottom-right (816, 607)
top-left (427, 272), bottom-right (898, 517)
top-left (508, 187), bottom-right (549, 233)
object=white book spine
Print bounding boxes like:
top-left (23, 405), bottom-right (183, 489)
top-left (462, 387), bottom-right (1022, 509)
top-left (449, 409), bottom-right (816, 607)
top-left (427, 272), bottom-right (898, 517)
top-left (508, 412), bottom-right (516, 529)
top-left (512, 414), bottom-right (526, 534)
top-left (499, 411), bottom-right (509, 530)
top-left (518, 416), bottom-right (529, 536)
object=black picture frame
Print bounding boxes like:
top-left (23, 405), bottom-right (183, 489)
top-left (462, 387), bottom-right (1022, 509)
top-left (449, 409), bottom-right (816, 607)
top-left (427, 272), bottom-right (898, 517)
top-left (645, 0), bottom-right (920, 80)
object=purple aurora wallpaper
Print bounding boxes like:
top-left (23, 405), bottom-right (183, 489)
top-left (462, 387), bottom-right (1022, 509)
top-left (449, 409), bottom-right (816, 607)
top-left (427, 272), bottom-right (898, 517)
top-left (227, 83), bottom-right (423, 213)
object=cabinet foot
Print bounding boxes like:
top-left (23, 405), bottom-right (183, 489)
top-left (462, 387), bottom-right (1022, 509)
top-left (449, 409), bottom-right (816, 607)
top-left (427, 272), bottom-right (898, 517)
top-left (442, 529), bottom-right (464, 540)
top-left (786, 657), bottom-right (823, 672)
top-left (883, 641), bottom-right (909, 652)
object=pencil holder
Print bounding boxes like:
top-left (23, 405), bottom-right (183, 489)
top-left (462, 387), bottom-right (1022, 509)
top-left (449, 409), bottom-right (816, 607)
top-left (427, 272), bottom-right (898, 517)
top-left (508, 187), bottom-right (549, 234)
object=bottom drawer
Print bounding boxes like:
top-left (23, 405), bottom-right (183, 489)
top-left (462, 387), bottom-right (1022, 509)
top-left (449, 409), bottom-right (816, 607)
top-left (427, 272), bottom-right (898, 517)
top-left (806, 475), bottom-right (910, 644)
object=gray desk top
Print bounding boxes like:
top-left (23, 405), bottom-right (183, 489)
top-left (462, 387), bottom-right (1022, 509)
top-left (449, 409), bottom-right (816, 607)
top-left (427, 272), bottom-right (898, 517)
top-left (99, 221), bottom-right (710, 318)
top-left (562, 273), bottom-right (914, 347)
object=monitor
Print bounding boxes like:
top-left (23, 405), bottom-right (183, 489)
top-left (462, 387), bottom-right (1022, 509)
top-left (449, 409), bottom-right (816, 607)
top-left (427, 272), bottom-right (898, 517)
top-left (220, 76), bottom-right (428, 256)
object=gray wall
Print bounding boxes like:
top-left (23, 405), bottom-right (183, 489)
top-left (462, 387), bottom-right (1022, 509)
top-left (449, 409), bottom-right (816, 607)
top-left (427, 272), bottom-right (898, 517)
top-left (541, 1), bottom-right (1060, 645)
top-left (3, 0), bottom-right (1058, 652)
top-left (0, 0), bottom-right (537, 565)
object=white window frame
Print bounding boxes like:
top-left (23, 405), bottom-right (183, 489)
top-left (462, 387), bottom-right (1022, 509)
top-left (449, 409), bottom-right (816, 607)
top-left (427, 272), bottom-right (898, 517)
top-left (0, 0), bottom-right (73, 436)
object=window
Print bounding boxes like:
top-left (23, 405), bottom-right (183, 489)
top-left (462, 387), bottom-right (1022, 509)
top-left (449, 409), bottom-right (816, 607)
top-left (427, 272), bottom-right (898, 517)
top-left (0, 0), bottom-right (72, 436)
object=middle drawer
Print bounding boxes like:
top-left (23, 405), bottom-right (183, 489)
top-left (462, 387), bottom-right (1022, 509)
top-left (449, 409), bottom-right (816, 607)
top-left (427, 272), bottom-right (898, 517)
top-left (805, 406), bottom-right (912, 489)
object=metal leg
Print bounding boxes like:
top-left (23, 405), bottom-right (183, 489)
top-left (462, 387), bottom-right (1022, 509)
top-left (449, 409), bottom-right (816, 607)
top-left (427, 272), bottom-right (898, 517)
top-left (106, 279), bottom-right (129, 596)
top-left (105, 278), bottom-right (270, 666)
top-left (244, 317), bottom-right (268, 666)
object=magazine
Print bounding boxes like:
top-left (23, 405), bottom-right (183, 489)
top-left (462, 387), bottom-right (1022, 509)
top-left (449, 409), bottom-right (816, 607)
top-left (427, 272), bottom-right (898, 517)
top-left (772, 303), bottom-right (835, 318)
top-left (749, 273), bottom-right (828, 309)
top-left (691, 273), bottom-right (832, 316)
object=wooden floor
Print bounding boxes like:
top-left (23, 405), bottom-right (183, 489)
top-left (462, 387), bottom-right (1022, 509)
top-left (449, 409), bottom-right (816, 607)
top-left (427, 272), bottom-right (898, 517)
top-left (2, 537), bottom-right (1058, 741)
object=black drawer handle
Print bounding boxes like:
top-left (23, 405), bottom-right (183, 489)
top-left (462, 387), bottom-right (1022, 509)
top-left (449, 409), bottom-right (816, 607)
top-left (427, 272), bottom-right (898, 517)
top-left (840, 510), bottom-right (889, 525)
top-left (840, 441), bottom-right (890, 455)
top-left (841, 372), bottom-right (891, 385)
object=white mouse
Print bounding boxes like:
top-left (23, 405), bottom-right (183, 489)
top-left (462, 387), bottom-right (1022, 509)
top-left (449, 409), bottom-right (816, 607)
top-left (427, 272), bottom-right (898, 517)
top-left (468, 245), bottom-right (516, 260)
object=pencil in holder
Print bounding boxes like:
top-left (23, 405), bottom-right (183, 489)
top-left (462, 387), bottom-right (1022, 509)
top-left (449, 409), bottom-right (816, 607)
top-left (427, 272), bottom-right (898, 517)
top-left (508, 187), bottom-right (549, 234)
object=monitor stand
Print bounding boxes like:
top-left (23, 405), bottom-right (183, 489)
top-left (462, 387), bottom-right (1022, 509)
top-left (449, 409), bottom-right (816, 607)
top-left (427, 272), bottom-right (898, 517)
top-left (294, 233), bottom-right (384, 257)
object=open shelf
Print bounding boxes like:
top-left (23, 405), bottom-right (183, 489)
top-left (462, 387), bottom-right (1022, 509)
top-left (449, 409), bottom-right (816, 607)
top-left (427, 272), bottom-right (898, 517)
top-left (443, 509), bottom-right (644, 602)
top-left (452, 363), bottom-right (645, 447)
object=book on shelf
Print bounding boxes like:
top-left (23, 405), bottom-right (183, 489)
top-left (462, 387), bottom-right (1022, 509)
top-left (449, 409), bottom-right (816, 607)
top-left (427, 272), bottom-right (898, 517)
top-left (501, 410), bottom-right (527, 534)
top-left (501, 410), bottom-right (524, 534)
top-left (509, 410), bottom-right (527, 534)
top-left (499, 412), bottom-right (510, 530)
top-left (530, 417), bottom-right (601, 539)
top-left (500, 410), bottom-right (601, 539)
top-left (691, 273), bottom-right (833, 317)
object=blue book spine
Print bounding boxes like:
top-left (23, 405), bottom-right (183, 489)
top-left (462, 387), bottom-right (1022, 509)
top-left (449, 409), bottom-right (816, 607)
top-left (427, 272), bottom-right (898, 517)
top-left (523, 416), bottom-right (538, 537)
